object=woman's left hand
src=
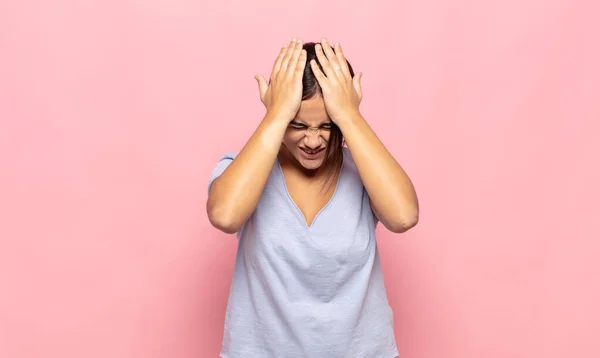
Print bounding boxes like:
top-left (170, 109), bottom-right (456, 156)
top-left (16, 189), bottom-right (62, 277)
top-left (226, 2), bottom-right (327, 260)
top-left (310, 39), bottom-right (363, 124)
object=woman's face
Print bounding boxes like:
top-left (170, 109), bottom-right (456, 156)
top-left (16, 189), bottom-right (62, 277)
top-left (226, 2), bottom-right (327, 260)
top-left (281, 96), bottom-right (332, 171)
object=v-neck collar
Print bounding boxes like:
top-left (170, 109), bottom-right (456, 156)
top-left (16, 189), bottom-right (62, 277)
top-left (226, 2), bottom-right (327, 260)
top-left (275, 156), bottom-right (343, 229)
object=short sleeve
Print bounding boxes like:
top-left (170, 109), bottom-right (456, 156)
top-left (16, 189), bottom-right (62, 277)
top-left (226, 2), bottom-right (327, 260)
top-left (208, 152), bottom-right (238, 194)
top-left (207, 152), bottom-right (246, 238)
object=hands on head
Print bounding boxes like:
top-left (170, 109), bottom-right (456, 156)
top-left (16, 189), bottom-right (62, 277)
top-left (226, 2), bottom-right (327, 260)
top-left (255, 38), bottom-right (363, 125)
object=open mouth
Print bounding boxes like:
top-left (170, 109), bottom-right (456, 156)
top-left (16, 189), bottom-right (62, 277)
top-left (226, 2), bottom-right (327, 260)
top-left (300, 147), bottom-right (325, 156)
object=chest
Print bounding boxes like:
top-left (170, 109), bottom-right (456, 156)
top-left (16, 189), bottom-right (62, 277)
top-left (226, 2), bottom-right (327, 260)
top-left (242, 161), bottom-right (376, 266)
top-left (282, 172), bottom-right (337, 227)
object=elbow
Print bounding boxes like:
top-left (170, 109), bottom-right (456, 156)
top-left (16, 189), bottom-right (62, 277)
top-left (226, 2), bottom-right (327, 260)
top-left (210, 218), bottom-right (240, 234)
top-left (387, 211), bottom-right (419, 234)
top-left (207, 202), bottom-right (243, 235)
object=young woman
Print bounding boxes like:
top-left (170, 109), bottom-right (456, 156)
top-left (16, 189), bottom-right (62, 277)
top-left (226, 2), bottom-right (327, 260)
top-left (207, 37), bottom-right (419, 358)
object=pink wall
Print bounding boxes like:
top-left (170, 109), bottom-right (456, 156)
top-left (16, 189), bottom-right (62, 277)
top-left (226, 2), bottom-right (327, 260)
top-left (1, 1), bottom-right (599, 357)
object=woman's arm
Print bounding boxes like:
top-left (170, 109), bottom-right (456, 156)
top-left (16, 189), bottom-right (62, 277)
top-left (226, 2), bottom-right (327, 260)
top-left (207, 113), bottom-right (288, 234)
top-left (207, 38), bottom-right (307, 234)
top-left (338, 112), bottom-right (419, 233)
top-left (307, 39), bottom-right (419, 233)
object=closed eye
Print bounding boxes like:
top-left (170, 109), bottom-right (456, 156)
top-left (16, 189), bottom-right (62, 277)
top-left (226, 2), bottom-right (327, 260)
top-left (288, 122), bottom-right (333, 130)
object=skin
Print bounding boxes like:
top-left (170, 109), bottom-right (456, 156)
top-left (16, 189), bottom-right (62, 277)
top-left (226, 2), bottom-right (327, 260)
top-left (207, 37), bottom-right (419, 234)
top-left (278, 96), bottom-right (336, 226)
top-left (280, 96), bottom-right (332, 172)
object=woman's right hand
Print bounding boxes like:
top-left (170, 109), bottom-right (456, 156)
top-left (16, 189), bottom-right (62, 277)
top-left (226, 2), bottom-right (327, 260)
top-left (255, 38), bottom-right (306, 122)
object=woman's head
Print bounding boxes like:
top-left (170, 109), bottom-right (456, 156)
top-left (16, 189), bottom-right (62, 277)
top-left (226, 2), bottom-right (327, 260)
top-left (281, 42), bottom-right (355, 184)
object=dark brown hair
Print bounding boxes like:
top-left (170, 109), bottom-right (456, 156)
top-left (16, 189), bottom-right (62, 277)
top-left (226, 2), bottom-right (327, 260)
top-left (301, 42), bottom-right (355, 191)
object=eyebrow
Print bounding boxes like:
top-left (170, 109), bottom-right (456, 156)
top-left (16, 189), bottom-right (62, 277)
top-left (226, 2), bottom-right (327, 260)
top-left (290, 120), bottom-right (332, 126)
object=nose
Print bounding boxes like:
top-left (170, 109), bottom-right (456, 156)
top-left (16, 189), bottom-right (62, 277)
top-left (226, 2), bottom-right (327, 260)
top-left (303, 130), bottom-right (323, 149)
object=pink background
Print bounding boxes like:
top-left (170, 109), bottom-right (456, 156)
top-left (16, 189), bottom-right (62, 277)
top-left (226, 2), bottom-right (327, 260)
top-left (1, 0), bottom-right (599, 357)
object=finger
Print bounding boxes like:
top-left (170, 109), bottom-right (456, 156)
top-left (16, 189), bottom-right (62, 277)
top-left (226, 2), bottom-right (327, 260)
top-left (353, 72), bottom-right (363, 101)
top-left (286, 39), bottom-right (304, 77)
top-left (314, 43), bottom-right (334, 78)
top-left (271, 44), bottom-right (289, 79)
top-left (310, 59), bottom-right (328, 88)
top-left (320, 39), bottom-right (342, 75)
top-left (294, 49), bottom-right (307, 79)
top-left (280, 38), bottom-right (299, 74)
top-left (334, 42), bottom-right (351, 77)
top-left (255, 74), bottom-right (268, 100)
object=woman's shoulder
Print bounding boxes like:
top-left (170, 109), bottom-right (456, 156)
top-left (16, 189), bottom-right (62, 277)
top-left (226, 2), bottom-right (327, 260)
top-left (340, 146), bottom-right (362, 183)
top-left (213, 151), bottom-right (238, 163)
top-left (341, 146), bottom-right (358, 171)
